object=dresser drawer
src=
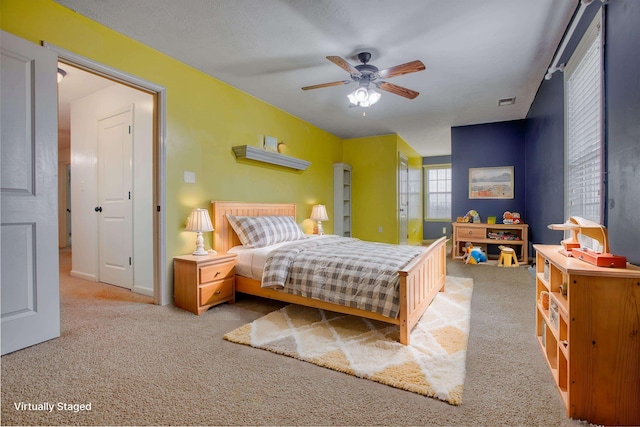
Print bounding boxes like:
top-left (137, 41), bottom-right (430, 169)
top-left (200, 277), bottom-right (234, 306)
top-left (199, 261), bottom-right (235, 284)
top-left (456, 226), bottom-right (486, 239)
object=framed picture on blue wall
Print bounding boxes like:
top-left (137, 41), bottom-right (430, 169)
top-left (469, 166), bottom-right (514, 199)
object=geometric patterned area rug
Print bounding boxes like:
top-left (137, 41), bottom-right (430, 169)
top-left (224, 276), bottom-right (473, 405)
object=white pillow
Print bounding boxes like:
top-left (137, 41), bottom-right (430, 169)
top-left (226, 215), bottom-right (306, 248)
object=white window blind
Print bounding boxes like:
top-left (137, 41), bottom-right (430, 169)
top-left (564, 10), bottom-right (603, 223)
top-left (423, 164), bottom-right (451, 220)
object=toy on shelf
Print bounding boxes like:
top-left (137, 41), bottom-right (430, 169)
top-left (464, 210), bottom-right (481, 223)
top-left (547, 216), bottom-right (627, 268)
top-left (463, 242), bottom-right (487, 265)
top-left (502, 211), bottom-right (522, 224)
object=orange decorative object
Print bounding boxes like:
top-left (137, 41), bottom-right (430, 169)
top-left (547, 217), bottom-right (627, 268)
top-left (571, 248), bottom-right (627, 268)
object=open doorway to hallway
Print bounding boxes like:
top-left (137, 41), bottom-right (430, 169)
top-left (57, 63), bottom-right (155, 298)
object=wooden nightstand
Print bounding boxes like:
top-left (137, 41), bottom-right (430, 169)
top-left (173, 253), bottom-right (237, 315)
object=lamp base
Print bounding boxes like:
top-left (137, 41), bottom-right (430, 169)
top-left (192, 232), bottom-right (208, 256)
top-left (316, 221), bottom-right (324, 235)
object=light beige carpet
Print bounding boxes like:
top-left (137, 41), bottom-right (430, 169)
top-left (224, 276), bottom-right (473, 405)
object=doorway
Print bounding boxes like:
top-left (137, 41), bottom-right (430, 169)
top-left (398, 153), bottom-right (409, 245)
top-left (57, 62), bottom-right (156, 298)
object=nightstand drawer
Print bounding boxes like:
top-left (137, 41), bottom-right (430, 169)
top-left (456, 227), bottom-right (485, 239)
top-left (199, 261), bottom-right (235, 284)
top-left (200, 277), bottom-right (234, 306)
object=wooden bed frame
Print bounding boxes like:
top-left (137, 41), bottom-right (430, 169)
top-left (212, 201), bottom-right (447, 345)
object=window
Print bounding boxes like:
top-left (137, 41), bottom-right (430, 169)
top-left (423, 164), bottom-right (451, 221)
top-left (564, 10), bottom-right (603, 223)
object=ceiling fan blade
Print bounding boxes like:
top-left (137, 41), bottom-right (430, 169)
top-left (377, 60), bottom-right (425, 79)
top-left (302, 80), bottom-right (351, 90)
top-left (377, 81), bottom-right (420, 99)
top-left (326, 56), bottom-right (361, 76)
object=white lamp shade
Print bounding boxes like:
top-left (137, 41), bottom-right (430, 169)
top-left (310, 205), bottom-right (329, 221)
top-left (185, 208), bottom-right (214, 232)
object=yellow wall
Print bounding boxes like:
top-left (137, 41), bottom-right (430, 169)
top-left (397, 136), bottom-right (424, 245)
top-left (1, 0), bottom-right (426, 304)
top-left (1, 0), bottom-right (343, 281)
top-left (343, 135), bottom-right (397, 243)
top-left (343, 134), bottom-right (423, 245)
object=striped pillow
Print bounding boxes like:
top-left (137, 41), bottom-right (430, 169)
top-left (226, 215), bottom-right (306, 248)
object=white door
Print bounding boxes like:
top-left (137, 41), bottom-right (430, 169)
top-left (1, 31), bottom-right (60, 355)
top-left (97, 108), bottom-right (133, 289)
top-left (398, 154), bottom-right (409, 245)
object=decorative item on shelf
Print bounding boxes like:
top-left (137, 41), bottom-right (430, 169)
top-left (185, 208), bottom-right (214, 256)
top-left (549, 299), bottom-right (559, 330)
top-left (463, 210), bottom-right (481, 223)
top-left (487, 216), bottom-right (497, 224)
top-left (503, 211), bottom-right (513, 224)
top-left (310, 204), bottom-right (329, 235)
top-left (263, 135), bottom-right (278, 152)
top-left (543, 259), bottom-right (550, 281)
top-left (512, 212), bottom-right (522, 224)
top-left (540, 291), bottom-right (549, 310)
top-left (547, 216), bottom-right (627, 267)
top-left (456, 216), bottom-right (465, 223)
top-left (559, 282), bottom-right (567, 296)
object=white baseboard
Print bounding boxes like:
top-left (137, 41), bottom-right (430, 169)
top-left (70, 270), bottom-right (96, 281)
top-left (133, 285), bottom-right (153, 298)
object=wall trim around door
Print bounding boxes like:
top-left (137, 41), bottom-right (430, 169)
top-left (42, 42), bottom-right (168, 306)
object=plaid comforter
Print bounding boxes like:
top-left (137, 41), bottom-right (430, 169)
top-left (261, 236), bottom-right (426, 318)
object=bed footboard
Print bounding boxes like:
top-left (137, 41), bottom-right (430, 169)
top-left (398, 236), bottom-right (447, 345)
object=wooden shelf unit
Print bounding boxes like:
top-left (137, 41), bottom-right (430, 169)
top-left (534, 244), bottom-right (640, 426)
top-left (333, 163), bottom-right (352, 237)
top-left (451, 222), bottom-right (528, 262)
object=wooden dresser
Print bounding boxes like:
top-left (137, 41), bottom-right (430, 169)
top-left (451, 222), bottom-right (528, 262)
top-left (533, 244), bottom-right (640, 426)
top-left (173, 253), bottom-right (236, 315)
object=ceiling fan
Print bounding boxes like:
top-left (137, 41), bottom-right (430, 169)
top-left (302, 52), bottom-right (425, 107)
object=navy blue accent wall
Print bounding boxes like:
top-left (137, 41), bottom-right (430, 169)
top-left (524, 67), bottom-right (566, 248)
top-left (429, 1), bottom-right (639, 263)
top-left (604, 0), bottom-right (640, 264)
top-left (422, 155), bottom-right (452, 239)
top-left (523, 0), bottom-right (640, 264)
top-left (451, 120), bottom-right (526, 225)
top-left (524, 1), bottom-right (599, 250)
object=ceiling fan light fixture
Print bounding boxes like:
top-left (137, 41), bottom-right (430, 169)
top-left (354, 86), bottom-right (369, 102)
top-left (304, 53), bottom-right (424, 106)
top-left (367, 88), bottom-right (381, 105)
top-left (347, 85), bottom-right (381, 107)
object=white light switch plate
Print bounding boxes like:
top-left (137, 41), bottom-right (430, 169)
top-left (184, 171), bottom-right (196, 183)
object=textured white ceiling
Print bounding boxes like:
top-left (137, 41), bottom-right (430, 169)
top-left (53, 0), bottom-right (578, 156)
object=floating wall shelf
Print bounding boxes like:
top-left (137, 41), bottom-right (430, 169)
top-left (232, 145), bottom-right (311, 171)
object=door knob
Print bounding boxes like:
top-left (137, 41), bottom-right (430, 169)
top-left (95, 206), bottom-right (102, 212)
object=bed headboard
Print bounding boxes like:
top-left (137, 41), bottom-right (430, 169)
top-left (211, 201), bottom-right (297, 253)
